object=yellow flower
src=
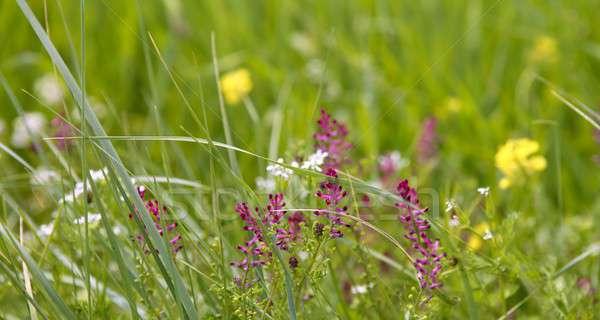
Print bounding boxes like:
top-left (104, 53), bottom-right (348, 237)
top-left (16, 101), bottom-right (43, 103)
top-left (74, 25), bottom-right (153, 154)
top-left (467, 223), bottom-right (491, 251)
top-left (495, 138), bottom-right (546, 189)
top-left (445, 96), bottom-right (463, 113)
top-left (220, 68), bottom-right (252, 104)
top-left (529, 36), bottom-right (558, 64)
top-left (436, 96), bottom-right (463, 119)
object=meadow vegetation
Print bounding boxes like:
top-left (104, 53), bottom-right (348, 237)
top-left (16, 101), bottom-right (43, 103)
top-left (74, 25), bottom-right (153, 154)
top-left (0, 0), bottom-right (599, 318)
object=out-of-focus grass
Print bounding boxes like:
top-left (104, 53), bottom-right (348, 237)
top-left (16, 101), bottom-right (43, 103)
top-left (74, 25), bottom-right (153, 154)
top-left (0, 0), bottom-right (599, 318)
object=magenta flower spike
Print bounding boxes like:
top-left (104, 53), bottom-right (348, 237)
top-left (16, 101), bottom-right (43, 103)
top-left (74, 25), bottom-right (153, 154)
top-left (395, 179), bottom-right (445, 290)
top-left (232, 193), bottom-right (305, 271)
top-left (314, 109), bottom-right (352, 170)
top-left (315, 168), bottom-right (350, 238)
top-left (51, 115), bottom-right (75, 150)
top-left (416, 117), bottom-right (439, 162)
top-left (129, 186), bottom-right (183, 254)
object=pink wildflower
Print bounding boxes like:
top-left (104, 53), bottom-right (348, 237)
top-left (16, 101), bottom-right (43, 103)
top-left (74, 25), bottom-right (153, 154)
top-left (129, 186), bottom-right (182, 254)
top-left (416, 117), bottom-right (439, 162)
top-left (315, 168), bottom-right (350, 238)
top-left (395, 179), bottom-right (445, 290)
top-left (51, 115), bottom-right (75, 150)
top-left (314, 109), bottom-right (352, 170)
top-left (232, 194), bottom-right (301, 271)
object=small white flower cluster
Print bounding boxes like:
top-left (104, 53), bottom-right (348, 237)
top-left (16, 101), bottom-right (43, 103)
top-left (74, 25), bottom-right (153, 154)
top-left (378, 151), bottom-right (409, 171)
top-left (266, 150), bottom-right (329, 181)
top-left (477, 186), bottom-right (490, 197)
top-left (73, 213), bottom-right (102, 225)
top-left (30, 167), bottom-right (60, 186)
top-left (445, 198), bottom-right (461, 227)
top-left (255, 176), bottom-right (276, 193)
top-left (449, 215), bottom-right (460, 227)
top-left (300, 150), bottom-right (328, 171)
top-left (62, 182), bottom-right (88, 203)
top-left (445, 199), bottom-right (457, 213)
top-left (89, 167), bottom-right (108, 181)
top-left (40, 217), bottom-right (117, 238)
top-left (350, 283), bottom-right (374, 295)
top-left (297, 251), bottom-right (309, 261)
top-left (39, 223), bottom-right (54, 237)
top-left (483, 229), bottom-right (494, 240)
top-left (268, 150), bottom-right (328, 181)
top-left (34, 73), bottom-right (64, 106)
top-left (266, 158), bottom-right (294, 179)
top-left (61, 167), bottom-right (108, 203)
top-left (289, 32), bottom-right (316, 56)
top-left (11, 112), bottom-right (46, 148)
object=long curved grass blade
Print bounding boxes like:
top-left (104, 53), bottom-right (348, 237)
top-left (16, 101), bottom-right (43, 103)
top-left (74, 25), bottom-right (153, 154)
top-left (0, 223), bottom-right (76, 320)
top-left (14, 1), bottom-right (199, 318)
top-left (0, 258), bottom-right (49, 320)
top-left (48, 134), bottom-right (415, 206)
top-left (551, 90), bottom-right (600, 130)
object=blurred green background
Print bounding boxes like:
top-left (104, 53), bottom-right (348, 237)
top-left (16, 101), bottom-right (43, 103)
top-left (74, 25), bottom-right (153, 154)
top-left (2, 0), bottom-right (599, 200)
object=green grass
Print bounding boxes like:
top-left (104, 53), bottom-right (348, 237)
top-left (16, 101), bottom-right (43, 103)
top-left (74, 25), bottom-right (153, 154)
top-left (1, 0), bottom-right (599, 318)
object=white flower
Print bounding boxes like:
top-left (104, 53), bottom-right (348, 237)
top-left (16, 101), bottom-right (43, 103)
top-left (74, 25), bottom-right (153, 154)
top-left (61, 182), bottom-right (88, 203)
top-left (255, 176), bottom-right (276, 193)
top-left (0, 118), bottom-right (5, 135)
top-left (301, 150), bottom-right (328, 172)
top-left (39, 223), bottom-right (54, 237)
top-left (483, 229), bottom-right (493, 240)
top-left (350, 283), bottom-right (374, 295)
top-left (34, 73), bottom-right (64, 105)
top-left (378, 151), bottom-right (409, 173)
top-left (306, 59), bottom-right (325, 80)
top-left (445, 199), bottom-right (457, 213)
top-left (60, 168), bottom-right (108, 203)
top-left (266, 158), bottom-right (294, 179)
top-left (477, 186), bottom-right (490, 197)
top-left (448, 215), bottom-right (460, 228)
top-left (73, 213), bottom-right (101, 225)
top-left (11, 112), bottom-right (46, 148)
top-left (298, 251), bottom-right (309, 261)
top-left (112, 225), bottom-right (123, 235)
top-left (30, 167), bottom-right (60, 185)
top-left (89, 167), bottom-right (108, 181)
top-left (289, 32), bottom-right (316, 56)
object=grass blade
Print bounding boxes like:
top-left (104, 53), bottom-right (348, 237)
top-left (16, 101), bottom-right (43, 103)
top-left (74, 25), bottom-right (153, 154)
top-left (14, 0), bottom-right (199, 317)
top-left (0, 223), bottom-right (76, 319)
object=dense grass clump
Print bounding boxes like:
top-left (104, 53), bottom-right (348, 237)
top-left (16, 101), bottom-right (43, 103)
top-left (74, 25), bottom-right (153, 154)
top-left (0, 0), bottom-right (599, 318)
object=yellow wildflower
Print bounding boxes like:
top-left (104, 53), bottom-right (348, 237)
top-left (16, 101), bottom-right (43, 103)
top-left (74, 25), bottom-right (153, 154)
top-left (529, 36), bottom-right (558, 64)
top-left (467, 223), bottom-right (491, 251)
top-left (495, 138), bottom-right (546, 189)
top-left (436, 96), bottom-right (463, 119)
top-left (445, 96), bottom-right (463, 113)
top-left (220, 68), bottom-right (252, 105)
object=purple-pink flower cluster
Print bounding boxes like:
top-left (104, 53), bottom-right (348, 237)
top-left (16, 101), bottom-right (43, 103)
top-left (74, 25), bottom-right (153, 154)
top-left (232, 194), bottom-right (305, 271)
top-left (276, 211), bottom-right (305, 251)
top-left (315, 168), bottom-right (350, 238)
top-left (129, 186), bottom-right (182, 254)
top-left (395, 179), bottom-right (445, 290)
top-left (416, 117), bottom-right (439, 162)
top-left (51, 115), bottom-right (74, 151)
top-left (314, 109), bottom-right (352, 170)
top-left (231, 202), bottom-right (269, 270)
